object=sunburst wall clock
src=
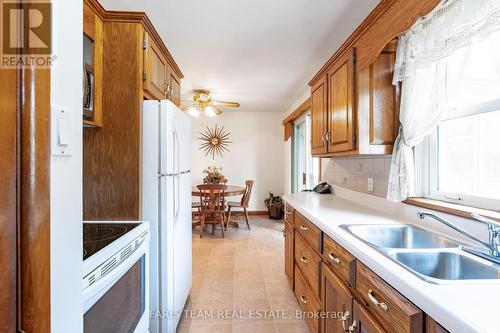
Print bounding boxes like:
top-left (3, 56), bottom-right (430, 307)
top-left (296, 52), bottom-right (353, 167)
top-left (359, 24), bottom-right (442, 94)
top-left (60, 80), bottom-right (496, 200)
top-left (198, 124), bottom-right (232, 160)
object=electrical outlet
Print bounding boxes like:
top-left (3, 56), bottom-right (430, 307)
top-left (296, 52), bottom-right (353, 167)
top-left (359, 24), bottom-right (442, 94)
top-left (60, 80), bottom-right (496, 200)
top-left (367, 178), bottom-right (374, 192)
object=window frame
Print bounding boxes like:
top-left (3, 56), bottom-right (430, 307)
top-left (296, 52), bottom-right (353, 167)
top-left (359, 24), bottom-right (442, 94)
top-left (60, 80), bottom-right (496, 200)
top-left (417, 98), bottom-right (500, 211)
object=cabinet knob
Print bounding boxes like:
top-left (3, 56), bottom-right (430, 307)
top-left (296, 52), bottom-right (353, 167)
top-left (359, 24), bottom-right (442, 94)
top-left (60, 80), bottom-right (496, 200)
top-left (300, 256), bottom-right (308, 264)
top-left (300, 296), bottom-right (308, 304)
top-left (300, 225), bottom-right (308, 231)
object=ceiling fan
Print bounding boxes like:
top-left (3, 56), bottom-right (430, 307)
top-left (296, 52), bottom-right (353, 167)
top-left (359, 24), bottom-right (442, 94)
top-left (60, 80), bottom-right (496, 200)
top-left (181, 89), bottom-right (240, 118)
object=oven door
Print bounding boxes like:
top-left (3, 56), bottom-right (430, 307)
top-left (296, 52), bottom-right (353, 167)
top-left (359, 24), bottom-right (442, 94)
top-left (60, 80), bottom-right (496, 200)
top-left (83, 240), bottom-right (150, 333)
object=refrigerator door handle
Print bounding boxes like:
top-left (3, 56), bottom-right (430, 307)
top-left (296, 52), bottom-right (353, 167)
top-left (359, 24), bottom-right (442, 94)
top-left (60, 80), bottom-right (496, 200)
top-left (173, 128), bottom-right (180, 220)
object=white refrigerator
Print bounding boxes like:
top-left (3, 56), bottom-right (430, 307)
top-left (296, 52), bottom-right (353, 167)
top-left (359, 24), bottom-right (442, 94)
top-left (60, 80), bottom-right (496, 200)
top-left (142, 100), bottom-right (192, 333)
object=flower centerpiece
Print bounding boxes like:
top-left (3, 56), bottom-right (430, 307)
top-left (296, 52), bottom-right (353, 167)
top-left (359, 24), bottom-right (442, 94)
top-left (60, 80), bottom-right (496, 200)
top-left (202, 166), bottom-right (228, 184)
top-left (264, 192), bottom-right (284, 220)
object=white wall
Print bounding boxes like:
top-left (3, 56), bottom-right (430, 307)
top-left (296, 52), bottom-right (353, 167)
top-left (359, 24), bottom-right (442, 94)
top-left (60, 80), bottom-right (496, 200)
top-left (191, 112), bottom-right (284, 211)
top-left (50, 0), bottom-right (83, 332)
top-left (283, 89), bottom-right (310, 194)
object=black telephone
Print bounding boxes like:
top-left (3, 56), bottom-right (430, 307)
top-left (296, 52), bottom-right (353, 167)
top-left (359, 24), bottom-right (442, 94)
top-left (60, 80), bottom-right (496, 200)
top-left (312, 182), bottom-right (332, 194)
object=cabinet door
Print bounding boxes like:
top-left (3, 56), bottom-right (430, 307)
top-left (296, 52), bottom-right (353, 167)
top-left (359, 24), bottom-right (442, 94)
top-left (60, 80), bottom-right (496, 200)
top-left (322, 264), bottom-right (353, 333)
top-left (352, 300), bottom-right (387, 333)
top-left (284, 221), bottom-right (294, 288)
top-left (327, 48), bottom-right (356, 153)
top-left (143, 32), bottom-right (168, 100)
top-left (357, 40), bottom-right (399, 154)
top-left (311, 74), bottom-right (328, 155)
top-left (168, 69), bottom-right (181, 106)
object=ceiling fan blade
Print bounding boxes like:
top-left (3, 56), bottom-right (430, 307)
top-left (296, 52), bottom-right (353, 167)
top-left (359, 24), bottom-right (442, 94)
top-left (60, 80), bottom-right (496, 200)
top-left (212, 101), bottom-right (240, 108)
top-left (181, 103), bottom-right (196, 111)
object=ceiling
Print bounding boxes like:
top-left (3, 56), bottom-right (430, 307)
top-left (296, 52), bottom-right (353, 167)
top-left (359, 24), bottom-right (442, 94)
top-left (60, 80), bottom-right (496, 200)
top-left (100, 0), bottom-right (379, 113)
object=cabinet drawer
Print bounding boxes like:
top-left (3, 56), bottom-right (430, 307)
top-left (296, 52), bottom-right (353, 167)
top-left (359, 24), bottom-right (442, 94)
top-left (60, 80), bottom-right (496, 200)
top-left (295, 232), bottom-right (322, 298)
top-left (295, 211), bottom-right (322, 254)
top-left (323, 234), bottom-right (356, 287)
top-left (285, 203), bottom-right (295, 225)
top-left (356, 262), bottom-right (423, 333)
top-left (294, 265), bottom-right (320, 333)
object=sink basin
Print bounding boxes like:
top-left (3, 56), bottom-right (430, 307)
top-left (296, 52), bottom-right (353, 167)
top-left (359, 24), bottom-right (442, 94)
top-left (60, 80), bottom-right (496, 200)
top-left (340, 224), bottom-right (459, 249)
top-left (390, 250), bottom-right (500, 282)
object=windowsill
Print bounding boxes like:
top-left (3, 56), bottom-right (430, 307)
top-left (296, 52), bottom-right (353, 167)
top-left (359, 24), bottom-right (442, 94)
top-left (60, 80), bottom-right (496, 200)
top-left (404, 198), bottom-right (500, 222)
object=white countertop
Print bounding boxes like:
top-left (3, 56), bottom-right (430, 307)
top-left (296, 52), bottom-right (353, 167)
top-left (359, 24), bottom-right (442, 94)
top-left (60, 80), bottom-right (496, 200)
top-left (284, 191), bottom-right (500, 333)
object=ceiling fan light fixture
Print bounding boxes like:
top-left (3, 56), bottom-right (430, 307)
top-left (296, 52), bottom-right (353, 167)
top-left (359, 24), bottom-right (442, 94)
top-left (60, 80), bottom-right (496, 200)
top-left (187, 106), bottom-right (200, 118)
top-left (205, 106), bottom-right (217, 118)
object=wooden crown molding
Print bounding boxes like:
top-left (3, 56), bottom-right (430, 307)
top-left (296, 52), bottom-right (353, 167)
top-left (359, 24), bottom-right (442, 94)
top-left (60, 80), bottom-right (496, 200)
top-left (84, 0), bottom-right (184, 79)
top-left (308, 0), bottom-right (396, 86)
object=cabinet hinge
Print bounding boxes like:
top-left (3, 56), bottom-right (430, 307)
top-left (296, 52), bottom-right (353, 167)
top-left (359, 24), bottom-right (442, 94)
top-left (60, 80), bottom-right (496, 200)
top-left (142, 71), bottom-right (147, 81)
top-left (353, 133), bottom-right (357, 144)
top-left (143, 38), bottom-right (148, 50)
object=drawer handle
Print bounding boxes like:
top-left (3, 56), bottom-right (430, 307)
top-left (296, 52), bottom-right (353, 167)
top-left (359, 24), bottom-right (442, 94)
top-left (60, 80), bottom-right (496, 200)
top-left (341, 311), bottom-right (351, 332)
top-left (328, 253), bottom-right (340, 264)
top-left (348, 320), bottom-right (357, 333)
top-left (300, 225), bottom-right (308, 231)
top-left (300, 296), bottom-right (308, 304)
top-left (300, 256), bottom-right (308, 264)
top-left (367, 290), bottom-right (388, 311)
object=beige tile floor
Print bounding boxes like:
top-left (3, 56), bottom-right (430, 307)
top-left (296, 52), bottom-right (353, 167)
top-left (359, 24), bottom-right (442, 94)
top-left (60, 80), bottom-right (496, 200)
top-left (177, 215), bottom-right (310, 333)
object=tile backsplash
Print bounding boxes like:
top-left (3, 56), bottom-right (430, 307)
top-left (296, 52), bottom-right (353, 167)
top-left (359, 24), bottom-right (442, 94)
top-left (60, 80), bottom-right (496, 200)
top-left (322, 156), bottom-right (392, 198)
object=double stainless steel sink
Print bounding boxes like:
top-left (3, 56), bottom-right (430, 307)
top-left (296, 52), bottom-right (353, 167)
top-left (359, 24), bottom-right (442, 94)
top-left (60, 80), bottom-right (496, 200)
top-left (340, 224), bottom-right (500, 284)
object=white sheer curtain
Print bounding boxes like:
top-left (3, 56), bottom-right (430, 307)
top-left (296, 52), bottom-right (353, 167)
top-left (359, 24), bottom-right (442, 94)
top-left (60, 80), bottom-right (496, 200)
top-left (387, 0), bottom-right (500, 201)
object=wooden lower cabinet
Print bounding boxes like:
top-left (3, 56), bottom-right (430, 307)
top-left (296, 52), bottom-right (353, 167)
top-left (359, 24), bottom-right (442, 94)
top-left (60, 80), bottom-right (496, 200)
top-left (352, 300), bottom-right (387, 333)
top-left (425, 316), bottom-right (449, 333)
top-left (285, 221), bottom-right (294, 288)
top-left (322, 263), bottom-right (354, 333)
top-left (295, 266), bottom-right (321, 333)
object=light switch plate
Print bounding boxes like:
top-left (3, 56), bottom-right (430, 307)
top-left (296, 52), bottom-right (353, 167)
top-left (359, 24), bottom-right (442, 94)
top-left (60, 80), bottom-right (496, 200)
top-left (367, 177), bottom-right (374, 192)
top-left (51, 105), bottom-right (72, 157)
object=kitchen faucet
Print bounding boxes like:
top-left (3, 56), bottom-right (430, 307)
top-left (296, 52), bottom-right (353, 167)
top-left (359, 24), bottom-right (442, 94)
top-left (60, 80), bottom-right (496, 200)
top-left (417, 211), bottom-right (500, 264)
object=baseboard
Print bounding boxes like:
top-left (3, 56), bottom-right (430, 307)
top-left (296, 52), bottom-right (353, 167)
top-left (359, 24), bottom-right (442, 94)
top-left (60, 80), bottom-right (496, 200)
top-left (248, 211), bottom-right (268, 215)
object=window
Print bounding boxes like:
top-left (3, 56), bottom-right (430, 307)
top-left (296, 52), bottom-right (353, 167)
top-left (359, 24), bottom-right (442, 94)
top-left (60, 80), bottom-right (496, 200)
top-left (417, 30), bottom-right (500, 210)
top-left (292, 113), bottom-right (320, 192)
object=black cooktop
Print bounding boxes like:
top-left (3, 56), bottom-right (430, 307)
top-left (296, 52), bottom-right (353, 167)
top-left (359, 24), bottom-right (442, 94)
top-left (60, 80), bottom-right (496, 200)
top-left (83, 223), bottom-right (140, 260)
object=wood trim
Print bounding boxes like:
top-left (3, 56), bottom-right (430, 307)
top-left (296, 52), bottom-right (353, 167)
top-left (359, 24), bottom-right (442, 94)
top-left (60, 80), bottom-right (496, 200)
top-left (248, 211), bottom-right (269, 216)
top-left (405, 198), bottom-right (500, 223)
top-left (283, 97), bottom-right (311, 125)
top-left (308, 0), bottom-right (440, 86)
top-left (284, 122), bottom-right (292, 141)
top-left (19, 67), bottom-right (51, 332)
top-left (84, 0), bottom-right (183, 79)
top-left (308, 0), bottom-right (396, 86)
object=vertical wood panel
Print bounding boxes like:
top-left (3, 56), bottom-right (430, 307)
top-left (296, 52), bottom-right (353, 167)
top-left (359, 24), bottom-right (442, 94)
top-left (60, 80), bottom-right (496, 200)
top-left (0, 68), bottom-right (18, 333)
top-left (83, 21), bottom-right (143, 220)
top-left (19, 66), bottom-right (51, 333)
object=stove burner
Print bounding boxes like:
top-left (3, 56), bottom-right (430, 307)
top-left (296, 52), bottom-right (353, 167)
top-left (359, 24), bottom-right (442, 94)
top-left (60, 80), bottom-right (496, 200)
top-left (84, 225), bottom-right (128, 243)
top-left (83, 223), bottom-right (140, 260)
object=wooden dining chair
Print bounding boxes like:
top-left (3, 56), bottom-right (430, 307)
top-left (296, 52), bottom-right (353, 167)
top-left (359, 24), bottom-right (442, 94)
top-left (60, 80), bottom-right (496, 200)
top-left (197, 184), bottom-right (228, 238)
top-left (226, 180), bottom-right (254, 230)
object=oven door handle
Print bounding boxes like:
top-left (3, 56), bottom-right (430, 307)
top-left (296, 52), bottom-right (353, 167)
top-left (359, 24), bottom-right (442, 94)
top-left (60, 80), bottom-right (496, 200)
top-left (82, 238), bottom-right (150, 313)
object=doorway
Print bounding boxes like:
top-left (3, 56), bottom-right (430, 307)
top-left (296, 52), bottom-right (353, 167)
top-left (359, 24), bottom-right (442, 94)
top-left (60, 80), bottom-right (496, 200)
top-left (292, 113), bottom-right (320, 192)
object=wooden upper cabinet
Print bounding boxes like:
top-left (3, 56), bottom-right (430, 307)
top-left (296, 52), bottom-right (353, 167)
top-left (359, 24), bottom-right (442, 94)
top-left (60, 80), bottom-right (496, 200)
top-left (168, 69), bottom-right (181, 106)
top-left (143, 32), bottom-right (168, 100)
top-left (311, 74), bottom-right (328, 155)
top-left (322, 263), bottom-right (354, 333)
top-left (327, 48), bottom-right (356, 154)
top-left (358, 40), bottom-right (400, 154)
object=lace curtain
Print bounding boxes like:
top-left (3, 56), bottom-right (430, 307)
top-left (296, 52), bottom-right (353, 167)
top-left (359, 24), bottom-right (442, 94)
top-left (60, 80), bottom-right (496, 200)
top-left (387, 0), bottom-right (500, 202)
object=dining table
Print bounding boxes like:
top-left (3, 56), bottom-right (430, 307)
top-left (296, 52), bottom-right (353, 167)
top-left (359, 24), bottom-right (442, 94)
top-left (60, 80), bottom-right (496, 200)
top-left (191, 185), bottom-right (246, 229)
